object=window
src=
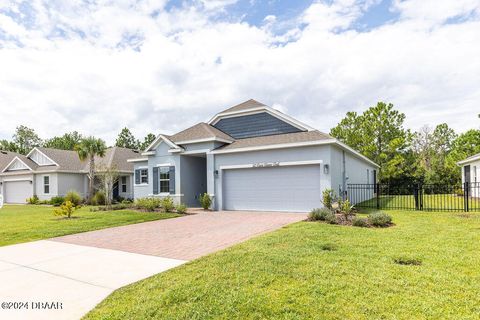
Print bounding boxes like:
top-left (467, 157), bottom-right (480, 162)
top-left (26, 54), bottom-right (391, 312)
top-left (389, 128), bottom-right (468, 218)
top-left (140, 169), bottom-right (148, 184)
top-left (44, 176), bottom-right (50, 194)
top-left (121, 176), bottom-right (127, 193)
top-left (367, 169), bottom-right (370, 184)
top-left (159, 167), bottom-right (170, 193)
top-left (475, 166), bottom-right (478, 183)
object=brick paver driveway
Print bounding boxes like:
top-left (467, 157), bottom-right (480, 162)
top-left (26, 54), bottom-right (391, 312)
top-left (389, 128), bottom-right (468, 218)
top-left (54, 211), bottom-right (306, 260)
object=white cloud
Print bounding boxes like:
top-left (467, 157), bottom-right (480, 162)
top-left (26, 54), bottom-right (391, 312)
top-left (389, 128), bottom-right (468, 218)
top-left (0, 0), bottom-right (479, 145)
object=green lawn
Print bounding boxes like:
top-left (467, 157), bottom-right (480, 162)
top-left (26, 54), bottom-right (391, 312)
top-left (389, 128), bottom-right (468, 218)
top-left (85, 211), bottom-right (480, 320)
top-left (0, 205), bottom-right (179, 247)
top-left (357, 194), bottom-right (480, 211)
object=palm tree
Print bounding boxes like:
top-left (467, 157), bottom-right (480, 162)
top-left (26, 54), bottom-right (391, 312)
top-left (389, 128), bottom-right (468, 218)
top-left (75, 137), bottom-right (107, 202)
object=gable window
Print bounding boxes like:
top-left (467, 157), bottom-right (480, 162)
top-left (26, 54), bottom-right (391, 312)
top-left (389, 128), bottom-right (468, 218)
top-left (44, 176), bottom-right (50, 194)
top-left (121, 176), bottom-right (127, 193)
top-left (140, 169), bottom-right (148, 184)
top-left (159, 167), bottom-right (170, 193)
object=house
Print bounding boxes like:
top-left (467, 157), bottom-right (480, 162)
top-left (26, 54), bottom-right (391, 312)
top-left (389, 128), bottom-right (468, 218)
top-left (130, 99), bottom-right (379, 212)
top-left (0, 147), bottom-right (141, 204)
top-left (458, 153), bottom-right (480, 198)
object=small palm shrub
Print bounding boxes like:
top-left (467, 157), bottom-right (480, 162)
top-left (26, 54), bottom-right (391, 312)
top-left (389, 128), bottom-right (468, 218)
top-left (161, 197), bottom-right (175, 212)
top-left (176, 203), bottom-right (187, 214)
top-left (50, 196), bottom-right (65, 207)
top-left (65, 191), bottom-right (82, 207)
top-left (199, 193), bottom-right (211, 210)
top-left (26, 195), bottom-right (39, 205)
top-left (309, 208), bottom-right (333, 221)
top-left (322, 189), bottom-right (334, 210)
top-left (368, 211), bottom-right (392, 227)
top-left (92, 191), bottom-right (106, 206)
top-left (135, 197), bottom-right (161, 212)
top-left (53, 201), bottom-right (77, 218)
top-left (352, 217), bottom-right (369, 227)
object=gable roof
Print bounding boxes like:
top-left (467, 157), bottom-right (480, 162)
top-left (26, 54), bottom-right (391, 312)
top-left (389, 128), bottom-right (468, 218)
top-left (457, 152), bottom-right (480, 165)
top-left (35, 147), bottom-right (85, 172)
top-left (169, 123), bottom-right (234, 144)
top-left (95, 147), bottom-right (143, 172)
top-left (0, 150), bottom-right (23, 172)
top-left (218, 99), bottom-right (266, 114)
top-left (214, 131), bottom-right (333, 151)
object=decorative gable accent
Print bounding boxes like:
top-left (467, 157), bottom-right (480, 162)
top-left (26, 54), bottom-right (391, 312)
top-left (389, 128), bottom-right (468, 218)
top-left (3, 157), bottom-right (32, 172)
top-left (213, 112), bottom-right (302, 139)
top-left (27, 148), bottom-right (57, 166)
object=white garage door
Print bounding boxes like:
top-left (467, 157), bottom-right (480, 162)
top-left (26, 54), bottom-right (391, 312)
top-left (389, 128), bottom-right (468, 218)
top-left (223, 165), bottom-right (321, 212)
top-left (4, 180), bottom-right (33, 204)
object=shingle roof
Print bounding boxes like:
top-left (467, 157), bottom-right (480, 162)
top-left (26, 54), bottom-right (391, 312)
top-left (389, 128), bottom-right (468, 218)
top-left (169, 123), bottom-right (234, 143)
top-left (0, 150), bottom-right (30, 172)
top-left (215, 130), bottom-right (333, 151)
top-left (218, 99), bottom-right (266, 114)
top-left (36, 147), bottom-right (86, 171)
top-left (94, 147), bottom-right (142, 172)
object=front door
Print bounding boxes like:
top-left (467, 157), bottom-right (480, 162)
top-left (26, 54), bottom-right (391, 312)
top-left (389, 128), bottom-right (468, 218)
top-left (113, 181), bottom-right (119, 199)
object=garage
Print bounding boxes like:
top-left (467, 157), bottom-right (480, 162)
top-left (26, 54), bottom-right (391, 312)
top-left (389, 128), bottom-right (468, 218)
top-left (3, 180), bottom-right (33, 204)
top-left (222, 164), bottom-right (321, 212)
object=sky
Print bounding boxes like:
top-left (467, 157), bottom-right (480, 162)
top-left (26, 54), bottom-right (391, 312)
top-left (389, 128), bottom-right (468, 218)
top-left (0, 0), bottom-right (479, 144)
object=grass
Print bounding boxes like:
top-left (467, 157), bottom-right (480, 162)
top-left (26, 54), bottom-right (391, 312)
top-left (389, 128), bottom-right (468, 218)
top-left (357, 194), bottom-right (480, 211)
top-left (85, 210), bottom-right (480, 320)
top-left (0, 205), bottom-right (179, 247)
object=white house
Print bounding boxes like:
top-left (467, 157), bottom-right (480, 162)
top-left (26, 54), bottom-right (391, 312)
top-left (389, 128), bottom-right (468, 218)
top-left (458, 153), bottom-right (480, 198)
top-left (0, 147), bottom-right (142, 203)
top-left (130, 99), bottom-right (379, 212)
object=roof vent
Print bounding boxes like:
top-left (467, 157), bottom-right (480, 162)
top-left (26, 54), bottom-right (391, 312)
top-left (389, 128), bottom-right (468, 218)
top-left (0, 151), bottom-right (7, 155)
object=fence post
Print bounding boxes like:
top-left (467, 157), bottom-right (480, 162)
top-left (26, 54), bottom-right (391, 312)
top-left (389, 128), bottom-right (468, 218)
top-left (464, 182), bottom-right (469, 212)
top-left (376, 183), bottom-right (380, 210)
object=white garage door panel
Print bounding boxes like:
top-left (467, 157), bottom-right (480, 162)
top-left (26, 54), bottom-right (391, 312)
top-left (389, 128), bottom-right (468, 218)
top-left (4, 181), bottom-right (32, 204)
top-left (223, 165), bottom-right (321, 212)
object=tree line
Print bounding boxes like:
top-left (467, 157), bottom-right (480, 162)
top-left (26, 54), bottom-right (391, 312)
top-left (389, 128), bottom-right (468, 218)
top-left (330, 102), bottom-right (480, 185)
top-left (2, 102), bottom-right (479, 185)
top-left (0, 126), bottom-right (157, 155)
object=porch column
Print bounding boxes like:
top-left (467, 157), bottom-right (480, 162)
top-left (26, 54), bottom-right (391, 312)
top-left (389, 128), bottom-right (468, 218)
top-left (206, 153), bottom-right (216, 210)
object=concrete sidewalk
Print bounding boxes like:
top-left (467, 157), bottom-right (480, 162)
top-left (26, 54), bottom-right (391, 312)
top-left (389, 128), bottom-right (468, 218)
top-left (0, 240), bottom-right (186, 320)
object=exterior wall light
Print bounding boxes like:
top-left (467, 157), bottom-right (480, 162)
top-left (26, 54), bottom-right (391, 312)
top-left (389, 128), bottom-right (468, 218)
top-left (214, 170), bottom-right (219, 177)
top-left (323, 164), bottom-right (329, 174)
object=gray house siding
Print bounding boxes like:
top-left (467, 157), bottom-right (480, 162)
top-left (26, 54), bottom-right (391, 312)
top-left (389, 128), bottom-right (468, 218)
top-left (57, 173), bottom-right (86, 198)
top-left (213, 112), bottom-right (302, 139)
top-left (35, 173), bottom-right (58, 201)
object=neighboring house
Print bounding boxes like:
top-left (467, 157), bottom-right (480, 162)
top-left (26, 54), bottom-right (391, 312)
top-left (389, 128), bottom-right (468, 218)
top-left (130, 99), bottom-right (379, 212)
top-left (458, 153), bottom-right (480, 198)
top-left (0, 147), bottom-right (142, 204)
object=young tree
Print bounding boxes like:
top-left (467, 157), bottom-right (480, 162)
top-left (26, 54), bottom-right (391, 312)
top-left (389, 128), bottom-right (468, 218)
top-left (96, 165), bottom-right (120, 210)
top-left (43, 131), bottom-right (83, 150)
top-left (115, 127), bottom-right (139, 149)
top-left (140, 133), bottom-right (156, 151)
top-left (75, 137), bottom-right (107, 202)
top-left (330, 102), bottom-right (412, 182)
top-left (12, 125), bottom-right (42, 154)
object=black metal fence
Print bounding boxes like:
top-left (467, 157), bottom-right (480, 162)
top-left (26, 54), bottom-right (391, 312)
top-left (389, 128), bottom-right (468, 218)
top-left (347, 183), bottom-right (480, 212)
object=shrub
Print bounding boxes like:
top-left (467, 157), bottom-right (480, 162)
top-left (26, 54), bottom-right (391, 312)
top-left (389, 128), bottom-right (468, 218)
top-left (65, 191), bottom-right (82, 207)
top-left (352, 217), bottom-right (369, 227)
top-left (92, 191), bottom-right (106, 206)
top-left (38, 200), bottom-right (50, 205)
top-left (322, 189), bottom-right (334, 210)
top-left (53, 201), bottom-right (77, 218)
top-left (454, 187), bottom-right (464, 197)
top-left (199, 193), bottom-right (211, 210)
top-left (176, 203), bottom-right (188, 214)
top-left (90, 203), bottom-right (131, 212)
top-left (161, 197), bottom-right (175, 213)
top-left (49, 196), bottom-right (65, 207)
top-left (135, 197), bottom-right (161, 212)
top-left (339, 199), bottom-right (354, 218)
top-left (325, 212), bottom-right (338, 224)
top-left (368, 211), bottom-right (393, 227)
top-left (309, 208), bottom-right (333, 221)
top-left (121, 199), bottom-right (133, 204)
top-left (26, 195), bottom-right (39, 205)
